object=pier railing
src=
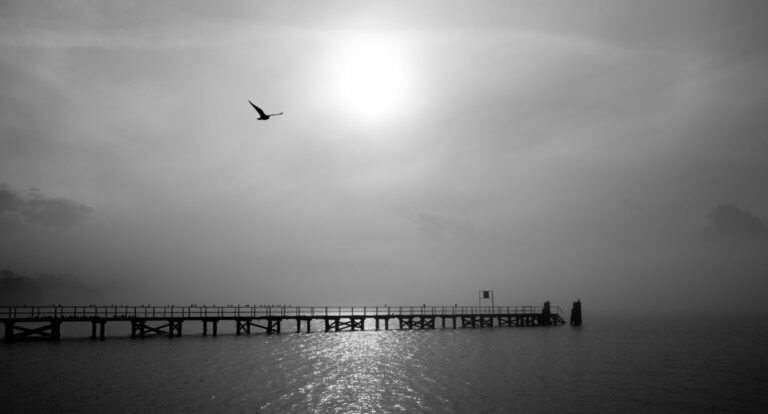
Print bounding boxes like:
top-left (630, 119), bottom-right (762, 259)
top-left (0, 305), bottom-right (563, 321)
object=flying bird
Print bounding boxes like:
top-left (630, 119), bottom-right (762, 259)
top-left (249, 100), bottom-right (283, 120)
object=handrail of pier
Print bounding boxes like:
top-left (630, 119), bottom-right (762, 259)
top-left (0, 304), bottom-right (562, 320)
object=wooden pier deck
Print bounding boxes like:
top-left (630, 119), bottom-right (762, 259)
top-left (1, 304), bottom-right (567, 342)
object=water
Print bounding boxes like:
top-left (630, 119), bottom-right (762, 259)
top-left (2, 314), bottom-right (767, 413)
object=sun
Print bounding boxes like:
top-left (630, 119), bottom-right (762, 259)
top-left (333, 35), bottom-right (412, 124)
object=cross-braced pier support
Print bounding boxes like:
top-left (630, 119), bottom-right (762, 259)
top-left (324, 317), bottom-right (365, 332)
top-left (3, 320), bottom-right (61, 342)
top-left (398, 316), bottom-right (436, 330)
top-left (130, 319), bottom-right (183, 338)
top-left (236, 318), bottom-right (281, 335)
top-left (497, 315), bottom-right (518, 327)
top-left (461, 315), bottom-right (494, 328)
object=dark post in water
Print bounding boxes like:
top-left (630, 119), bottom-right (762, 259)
top-left (542, 300), bottom-right (551, 326)
top-left (570, 299), bottom-right (582, 326)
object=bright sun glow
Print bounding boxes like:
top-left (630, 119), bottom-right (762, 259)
top-left (334, 35), bottom-right (412, 124)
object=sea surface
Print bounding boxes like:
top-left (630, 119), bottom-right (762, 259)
top-left (1, 314), bottom-right (767, 413)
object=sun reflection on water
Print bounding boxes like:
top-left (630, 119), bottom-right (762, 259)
top-left (4, 319), bottom-right (766, 413)
top-left (295, 331), bottom-right (422, 413)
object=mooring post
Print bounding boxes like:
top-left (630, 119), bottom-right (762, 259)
top-left (570, 299), bottom-right (582, 326)
top-left (50, 321), bottom-right (61, 340)
top-left (3, 322), bottom-right (13, 342)
top-left (542, 301), bottom-right (552, 326)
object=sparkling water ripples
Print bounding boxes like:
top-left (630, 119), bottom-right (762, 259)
top-left (2, 315), bottom-right (767, 413)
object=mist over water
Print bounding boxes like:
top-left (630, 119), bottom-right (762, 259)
top-left (2, 314), bottom-right (766, 413)
top-left (3, 1), bottom-right (768, 315)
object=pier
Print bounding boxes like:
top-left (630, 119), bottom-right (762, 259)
top-left (1, 303), bottom-right (568, 342)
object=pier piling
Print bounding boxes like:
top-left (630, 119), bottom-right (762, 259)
top-left (570, 300), bottom-right (582, 326)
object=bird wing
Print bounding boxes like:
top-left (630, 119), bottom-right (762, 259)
top-left (248, 100), bottom-right (267, 117)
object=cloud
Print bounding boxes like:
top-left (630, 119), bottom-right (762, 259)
top-left (409, 211), bottom-right (477, 241)
top-left (0, 183), bottom-right (92, 230)
top-left (704, 204), bottom-right (768, 243)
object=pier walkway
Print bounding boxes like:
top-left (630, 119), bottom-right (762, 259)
top-left (1, 304), bottom-right (567, 342)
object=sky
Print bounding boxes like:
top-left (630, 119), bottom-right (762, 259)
top-left (2, 0), bottom-right (768, 314)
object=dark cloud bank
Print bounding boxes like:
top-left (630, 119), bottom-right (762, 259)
top-left (0, 269), bottom-right (101, 305)
top-left (1, 183), bottom-right (98, 304)
top-left (705, 204), bottom-right (768, 243)
top-left (0, 182), bottom-right (92, 231)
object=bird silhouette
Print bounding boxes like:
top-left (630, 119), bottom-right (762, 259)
top-left (249, 100), bottom-right (283, 120)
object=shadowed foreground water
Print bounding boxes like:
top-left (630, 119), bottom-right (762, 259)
top-left (2, 314), bottom-right (767, 413)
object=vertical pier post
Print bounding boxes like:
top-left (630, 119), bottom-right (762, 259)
top-left (570, 300), bottom-right (582, 326)
top-left (51, 320), bottom-right (61, 340)
top-left (168, 320), bottom-right (182, 338)
top-left (90, 320), bottom-right (106, 340)
top-left (4, 322), bottom-right (13, 342)
top-left (542, 301), bottom-right (552, 326)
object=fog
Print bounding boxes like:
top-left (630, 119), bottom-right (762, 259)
top-left (2, 1), bottom-right (768, 315)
